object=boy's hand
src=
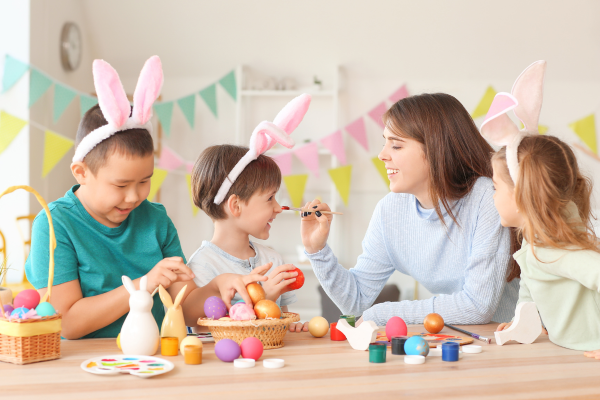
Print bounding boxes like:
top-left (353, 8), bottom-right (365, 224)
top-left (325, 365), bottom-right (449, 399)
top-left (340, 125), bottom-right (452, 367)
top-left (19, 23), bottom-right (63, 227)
top-left (213, 263), bottom-right (271, 308)
top-left (289, 321), bottom-right (309, 332)
top-left (146, 257), bottom-right (195, 292)
top-left (496, 322), bottom-right (512, 331)
top-left (262, 263), bottom-right (298, 301)
top-left (584, 350), bottom-right (600, 359)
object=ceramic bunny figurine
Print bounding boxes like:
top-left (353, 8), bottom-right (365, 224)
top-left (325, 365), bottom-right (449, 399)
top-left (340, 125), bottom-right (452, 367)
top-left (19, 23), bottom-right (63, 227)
top-left (159, 284), bottom-right (188, 345)
top-left (120, 275), bottom-right (159, 355)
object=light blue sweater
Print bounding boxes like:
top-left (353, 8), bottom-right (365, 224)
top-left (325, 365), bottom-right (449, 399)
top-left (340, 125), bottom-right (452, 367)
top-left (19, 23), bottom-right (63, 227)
top-left (306, 177), bottom-right (519, 326)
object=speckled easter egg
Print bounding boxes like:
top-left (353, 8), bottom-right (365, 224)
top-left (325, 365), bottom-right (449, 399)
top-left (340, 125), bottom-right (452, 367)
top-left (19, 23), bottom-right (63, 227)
top-left (35, 302), bottom-right (56, 317)
top-left (203, 296), bottom-right (228, 319)
top-left (230, 302), bottom-right (256, 321)
top-left (404, 336), bottom-right (430, 356)
top-left (385, 316), bottom-right (408, 341)
top-left (13, 289), bottom-right (40, 310)
top-left (214, 339), bottom-right (241, 362)
top-left (240, 337), bottom-right (263, 360)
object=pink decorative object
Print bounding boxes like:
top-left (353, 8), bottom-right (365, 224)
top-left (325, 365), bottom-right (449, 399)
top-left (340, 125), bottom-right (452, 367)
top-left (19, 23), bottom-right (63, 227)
top-left (345, 117), bottom-right (369, 151)
top-left (272, 152), bottom-right (293, 176)
top-left (294, 142), bottom-right (319, 177)
top-left (368, 102), bottom-right (388, 129)
top-left (320, 130), bottom-right (346, 165)
top-left (230, 302), bottom-right (256, 321)
top-left (158, 145), bottom-right (184, 171)
top-left (185, 161), bottom-right (195, 174)
top-left (389, 84), bottom-right (409, 103)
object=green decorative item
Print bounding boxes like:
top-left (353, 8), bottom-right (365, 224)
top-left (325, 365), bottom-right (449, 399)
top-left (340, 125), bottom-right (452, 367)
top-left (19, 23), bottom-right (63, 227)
top-left (219, 70), bottom-right (237, 101)
top-left (154, 102), bottom-right (174, 136)
top-left (53, 83), bottom-right (77, 122)
top-left (79, 95), bottom-right (98, 118)
top-left (2, 55), bottom-right (29, 93)
top-left (177, 94), bottom-right (196, 128)
top-left (199, 84), bottom-right (218, 117)
top-left (29, 69), bottom-right (53, 107)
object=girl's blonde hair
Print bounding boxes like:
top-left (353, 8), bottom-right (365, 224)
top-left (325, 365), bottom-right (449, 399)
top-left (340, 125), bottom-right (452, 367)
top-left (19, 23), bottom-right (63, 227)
top-left (492, 135), bottom-right (598, 255)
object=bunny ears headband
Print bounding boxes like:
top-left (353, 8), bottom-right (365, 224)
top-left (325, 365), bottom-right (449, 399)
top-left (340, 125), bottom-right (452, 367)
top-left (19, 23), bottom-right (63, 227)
top-left (480, 60), bottom-right (547, 184)
top-left (213, 93), bottom-right (312, 205)
top-left (72, 56), bottom-right (164, 163)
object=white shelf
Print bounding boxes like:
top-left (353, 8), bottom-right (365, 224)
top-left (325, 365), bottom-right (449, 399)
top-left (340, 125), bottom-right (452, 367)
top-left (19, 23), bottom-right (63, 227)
top-left (241, 90), bottom-right (336, 97)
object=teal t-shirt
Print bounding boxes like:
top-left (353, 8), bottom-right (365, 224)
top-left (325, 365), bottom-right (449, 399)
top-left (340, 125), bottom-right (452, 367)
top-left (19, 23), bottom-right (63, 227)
top-left (24, 185), bottom-right (186, 338)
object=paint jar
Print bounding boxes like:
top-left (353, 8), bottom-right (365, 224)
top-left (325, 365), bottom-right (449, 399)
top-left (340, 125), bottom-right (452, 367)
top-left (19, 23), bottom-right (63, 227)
top-left (161, 337), bottom-right (179, 356)
top-left (441, 342), bottom-right (459, 362)
top-left (391, 336), bottom-right (409, 355)
top-left (330, 322), bottom-right (347, 341)
top-left (340, 315), bottom-right (356, 327)
top-left (369, 343), bottom-right (387, 363)
top-left (184, 345), bottom-right (202, 365)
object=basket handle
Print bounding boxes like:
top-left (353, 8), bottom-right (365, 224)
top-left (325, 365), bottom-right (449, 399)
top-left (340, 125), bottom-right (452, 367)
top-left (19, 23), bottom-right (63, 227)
top-left (0, 185), bottom-right (56, 302)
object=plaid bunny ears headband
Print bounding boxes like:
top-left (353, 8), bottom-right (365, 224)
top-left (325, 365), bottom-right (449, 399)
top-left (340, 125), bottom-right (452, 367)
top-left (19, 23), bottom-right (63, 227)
top-left (213, 93), bottom-right (312, 205)
top-left (72, 56), bottom-right (163, 163)
top-left (480, 60), bottom-right (547, 184)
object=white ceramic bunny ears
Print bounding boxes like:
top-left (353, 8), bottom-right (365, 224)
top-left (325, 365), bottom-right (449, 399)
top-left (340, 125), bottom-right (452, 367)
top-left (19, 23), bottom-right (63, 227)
top-left (72, 56), bottom-right (164, 163)
top-left (213, 93), bottom-right (312, 204)
top-left (480, 60), bottom-right (546, 184)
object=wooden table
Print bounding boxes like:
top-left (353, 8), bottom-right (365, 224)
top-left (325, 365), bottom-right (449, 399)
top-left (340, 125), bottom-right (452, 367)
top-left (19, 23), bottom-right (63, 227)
top-left (1, 323), bottom-right (600, 399)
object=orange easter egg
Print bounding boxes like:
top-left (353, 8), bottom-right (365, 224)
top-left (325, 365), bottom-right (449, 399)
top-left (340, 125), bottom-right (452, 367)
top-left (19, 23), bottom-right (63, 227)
top-left (246, 283), bottom-right (266, 306)
top-left (423, 313), bottom-right (444, 334)
top-left (253, 299), bottom-right (281, 319)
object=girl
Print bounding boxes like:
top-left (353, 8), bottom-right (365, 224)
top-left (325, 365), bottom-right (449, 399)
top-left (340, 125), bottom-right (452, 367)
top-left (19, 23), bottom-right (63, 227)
top-left (483, 61), bottom-right (600, 353)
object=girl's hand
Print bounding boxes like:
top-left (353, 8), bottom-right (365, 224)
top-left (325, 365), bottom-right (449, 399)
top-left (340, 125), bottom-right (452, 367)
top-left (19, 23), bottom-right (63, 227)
top-left (212, 263), bottom-right (270, 308)
top-left (289, 321), bottom-right (309, 332)
top-left (262, 263), bottom-right (298, 301)
top-left (300, 199), bottom-right (334, 254)
top-left (146, 257), bottom-right (195, 292)
top-left (496, 322), bottom-right (512, 331)
top-left (584, 350), bottom-right (600, 359)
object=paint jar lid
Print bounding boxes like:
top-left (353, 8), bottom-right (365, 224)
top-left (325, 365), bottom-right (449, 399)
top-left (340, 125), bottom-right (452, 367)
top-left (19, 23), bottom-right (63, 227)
top-left (369, 343), bottom-right (386, 352)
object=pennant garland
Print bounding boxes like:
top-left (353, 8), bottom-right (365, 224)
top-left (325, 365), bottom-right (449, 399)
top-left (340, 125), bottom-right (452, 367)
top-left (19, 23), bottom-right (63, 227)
top-left (185, 161), bottom-right (195, 174)
top-left (471, 86), bottom-right (497, 119)
top-left (29, 69), bottom-right (53, 107)
top-left (389, 84), bottom-right (409, 103)
top-left (2, 55), bottom-right (29, 93)
top-left (271, 152), bottom-right (293, 176)
top-left (53, 83), bottom-right (77, 122)
top-left (569, 114), bottom-right (597, 154)
top-left (371, 157), bottom-right (390, 189)
top-left (0, 111), bottom-right (27, 155)
top-left (294, 142), bottom-right (320, 177)
top-left (153, 101), bottom-right (174, 136)
top-left (345, 117), bottom-right (369, 151)
top-left (368, 102), bottom-right (388, 129)
top-left (158, 145), bottom-right (185, 171)
top-left (79, 94), bottom-right (98, 118)
top-left (328, 165), bottom-right (353, 206)
top-left (283, 174), bottom-right (308, 208)
top-left (177, 94), bottom-right (196, 128)
top-left (319, 130), bottom-right (346, 165)
top-left (148, 168), bottom-right (168, 202)
top-left (199, 84), bottom-right (218, 117)
top-left (42, 130), bottom-right (74, 177)
top-left (219, 70), bottom-right (237, 101)
top-left (186, 174), bottom-right (199, 216)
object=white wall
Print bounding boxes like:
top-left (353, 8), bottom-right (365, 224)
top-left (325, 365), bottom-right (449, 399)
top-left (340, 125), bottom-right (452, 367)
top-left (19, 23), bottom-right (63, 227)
top-left (6, 1), bottom-right (600, 313)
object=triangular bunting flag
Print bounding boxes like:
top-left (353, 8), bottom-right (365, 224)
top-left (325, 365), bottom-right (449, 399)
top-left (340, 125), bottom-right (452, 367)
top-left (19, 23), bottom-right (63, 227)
top-left (219, 70), bottom-right (237, 101)
top-left (519, 122), bottom-right (549, 135)
top-left (569, 114), bottom-right (597, 154)
top-left (53, 83), bottom-right (77, 122)
top-left (158, 145), bottom-right (184, 171)
top-left (79, 94), bottom-right (98, 118)
top-left (186, 174), bottom-right (199, 216)
top-left (368, 102), bottom-right (388, 129)
top-left (328, 165), bottom-right (352, 206)
top-left (2, 55), bottom-right (29, 93)
top-left (177, 94), bottom-right (196, 128)
top-left (389, 84), bottom-right (409, 103)
top-left (42, 130), bottom-right (74, 178)
top-left (148, 168), bottom-right (168, 202)
top-left (272, 152), bottom-right (293, 176)
top-left (0, 111), bottom-right (28, 155)
top-left (294, 142), bottom-right (320, 177)
top-left (154, 102), bottom-right (174, 136)
top-left (185, 161), bottom-right (194, 174)
top-left (371, 157), bottom-right (390, 189)
top-left (345, 117), bottom-right (369, 151)
top-left (199, 84), bottom-right (218, 117)
top-left (283, 174), bottom-right (308, 208)
top-left (471, 86), bottom-right (497, 119)
top-left (320, 130), bottom-right (346, 165)
top-left (29, 69), bottom-right (53, 107)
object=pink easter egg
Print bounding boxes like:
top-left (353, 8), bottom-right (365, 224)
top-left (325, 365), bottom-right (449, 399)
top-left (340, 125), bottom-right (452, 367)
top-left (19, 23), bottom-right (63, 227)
top-left (385, 316), bottom-right (408, 341)
top-left (230, 302), bottom-right (256, 321)
top-left (13, 289), bottom-right (40, 310)
top-left (240, 337), bottom-right (263, 360)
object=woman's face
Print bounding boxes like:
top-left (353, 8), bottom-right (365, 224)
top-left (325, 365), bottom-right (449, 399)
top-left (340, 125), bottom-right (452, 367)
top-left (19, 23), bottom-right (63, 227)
top-left (378, 127), bottom-right (430, 201)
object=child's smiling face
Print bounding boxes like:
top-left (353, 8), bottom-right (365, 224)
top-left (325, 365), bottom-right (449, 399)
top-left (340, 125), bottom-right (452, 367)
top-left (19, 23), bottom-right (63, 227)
top-left (72, 151), bottom-right (155, 228)
top-left (238, 188), bottom-right (282, 240)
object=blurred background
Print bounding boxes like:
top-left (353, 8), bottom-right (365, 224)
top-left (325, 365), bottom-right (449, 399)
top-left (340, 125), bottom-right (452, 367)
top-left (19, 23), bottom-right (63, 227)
top-left (1, 0), bottom-right (600, 321)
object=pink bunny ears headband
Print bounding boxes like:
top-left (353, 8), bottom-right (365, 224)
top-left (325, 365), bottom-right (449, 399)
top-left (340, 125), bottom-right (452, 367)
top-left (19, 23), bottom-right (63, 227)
top-left (72, 56), bottom-right (164, 163)
top-left (480, 60), bottom-right (547, 184)
top-left (213, 94), bottom-right (312, 205)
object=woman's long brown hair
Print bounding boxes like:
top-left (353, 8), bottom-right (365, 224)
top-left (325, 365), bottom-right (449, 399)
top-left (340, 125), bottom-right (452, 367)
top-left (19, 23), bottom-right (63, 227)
top-left (383, 93), bottom-right (521, 282)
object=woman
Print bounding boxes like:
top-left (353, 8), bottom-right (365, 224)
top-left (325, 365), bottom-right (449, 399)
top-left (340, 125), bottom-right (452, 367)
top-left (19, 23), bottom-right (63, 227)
top-left (298, 93), bottom-right (519, 326)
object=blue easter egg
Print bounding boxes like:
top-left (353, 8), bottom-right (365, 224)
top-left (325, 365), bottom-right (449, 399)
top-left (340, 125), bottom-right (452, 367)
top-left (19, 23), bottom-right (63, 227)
top-left (404, 336), bottom-right (430, 356)
top-left (35, 302), bottom-right (56, 317)
top-left (11, 307), bottom-right (29, 319)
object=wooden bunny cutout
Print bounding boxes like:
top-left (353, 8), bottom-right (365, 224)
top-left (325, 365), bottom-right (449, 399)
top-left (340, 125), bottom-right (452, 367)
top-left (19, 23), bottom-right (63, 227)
top-left (120, 275), bottom-right (159, 355)
top-left (495, 302), bottom-right (543, 345)
top-left (159, 284), bottom-right (188, 345)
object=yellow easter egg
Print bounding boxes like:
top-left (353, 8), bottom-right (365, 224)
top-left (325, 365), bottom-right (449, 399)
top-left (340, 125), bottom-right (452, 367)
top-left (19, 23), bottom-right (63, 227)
top-left (179, 336), bottom-right (204, 355)
top-left (308, 316), bottom-right (330, 338)
top-left (117, 333), bottom-right (121, 349)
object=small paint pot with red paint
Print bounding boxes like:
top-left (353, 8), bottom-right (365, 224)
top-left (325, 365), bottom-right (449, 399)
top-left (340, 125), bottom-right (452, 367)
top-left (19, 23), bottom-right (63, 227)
top-left (330, 322), bottom-right (346, 341)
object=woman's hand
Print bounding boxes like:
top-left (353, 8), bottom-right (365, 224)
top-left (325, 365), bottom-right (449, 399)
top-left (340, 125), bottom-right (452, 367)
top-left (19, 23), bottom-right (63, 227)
top-left (300, 199), bottom-right (334, 254)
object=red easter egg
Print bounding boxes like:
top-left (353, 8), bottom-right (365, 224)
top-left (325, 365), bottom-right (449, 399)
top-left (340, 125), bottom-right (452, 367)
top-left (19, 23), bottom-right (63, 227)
top-left (240, 337), bottom-right (264, 360)
top-left (13, 289), bottom-right (40, 310)
top-left (385, 316), bottom-right (408, 341)
top-left (287, 267), bottom-right (305, 291)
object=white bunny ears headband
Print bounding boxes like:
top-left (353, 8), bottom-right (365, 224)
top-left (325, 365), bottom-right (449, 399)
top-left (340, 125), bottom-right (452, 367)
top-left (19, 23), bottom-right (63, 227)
top-left (213, 93), bottom-right (312, 205)
top-left (480, 60), bottom-right (546, 184)
top-left (72, 56), bottom-right (163, 163)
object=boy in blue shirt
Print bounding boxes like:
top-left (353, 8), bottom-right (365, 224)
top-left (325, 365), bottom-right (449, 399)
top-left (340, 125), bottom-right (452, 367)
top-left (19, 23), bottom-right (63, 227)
top-left (25, 57), bottom-right (267, 339)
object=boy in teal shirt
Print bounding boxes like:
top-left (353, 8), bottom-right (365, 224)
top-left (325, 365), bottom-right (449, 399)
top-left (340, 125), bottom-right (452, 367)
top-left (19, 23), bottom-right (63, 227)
top-left (25, 57), bottom-right (268, 339)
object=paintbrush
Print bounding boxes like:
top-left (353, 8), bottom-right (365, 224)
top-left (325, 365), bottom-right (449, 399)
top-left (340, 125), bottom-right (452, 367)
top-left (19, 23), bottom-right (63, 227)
top-left (445, 324), bottom-right (492, 344)
top-left (281, 206), bottom-right (343, 215)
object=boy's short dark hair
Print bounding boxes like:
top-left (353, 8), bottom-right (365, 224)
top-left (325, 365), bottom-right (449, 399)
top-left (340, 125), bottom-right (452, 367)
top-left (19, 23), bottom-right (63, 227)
top-left (75, 104), bottom-right (154, 174)
top-left (192, 145), bottom-right (282, 220)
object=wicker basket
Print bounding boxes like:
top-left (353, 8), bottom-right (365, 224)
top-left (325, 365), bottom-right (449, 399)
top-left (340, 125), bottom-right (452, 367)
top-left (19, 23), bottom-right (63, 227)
top-left (197, 312), bottom-right (300, 349)
top-left (0, 185), bottom-right (61, 365)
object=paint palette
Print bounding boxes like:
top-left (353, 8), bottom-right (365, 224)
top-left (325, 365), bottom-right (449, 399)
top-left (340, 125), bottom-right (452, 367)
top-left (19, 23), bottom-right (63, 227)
top-left (376, 331), bottom-right (473, 348)
top-left (80, 355), bottom-right (174, 378)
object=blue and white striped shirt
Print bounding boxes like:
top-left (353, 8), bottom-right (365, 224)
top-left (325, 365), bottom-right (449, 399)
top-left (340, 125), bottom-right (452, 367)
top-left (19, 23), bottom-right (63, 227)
top-left (306, 177), bottom-right (519, 325)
